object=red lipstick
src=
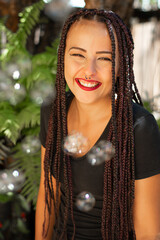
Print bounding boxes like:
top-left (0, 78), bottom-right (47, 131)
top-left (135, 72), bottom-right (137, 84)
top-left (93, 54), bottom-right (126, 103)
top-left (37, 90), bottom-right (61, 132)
top-left (75, 78), bottom-right (102, 91)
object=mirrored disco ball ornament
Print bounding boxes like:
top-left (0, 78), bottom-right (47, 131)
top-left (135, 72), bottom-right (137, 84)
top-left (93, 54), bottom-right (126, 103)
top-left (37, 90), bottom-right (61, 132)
top-left (21, 136), bottom-right (41, 154)
top-left (75, 191), bottom-right (96, 212)
top-left (30, 81), bottom-right (56, 105)
top-left (0, 169), bottom-right (25, 194)
top-left (87, 140), bottom-right (115, 166)
top-left (63, 132), bottom-right (89, 156)
top-left (6, 56), bottom-right (32, 79)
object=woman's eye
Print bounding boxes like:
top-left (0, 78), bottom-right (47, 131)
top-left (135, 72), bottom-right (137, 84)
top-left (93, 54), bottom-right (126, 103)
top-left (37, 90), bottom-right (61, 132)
top-left (98, 57), bottom-right (112, 62)
top-left (70, 54), bottom-right (85, 58)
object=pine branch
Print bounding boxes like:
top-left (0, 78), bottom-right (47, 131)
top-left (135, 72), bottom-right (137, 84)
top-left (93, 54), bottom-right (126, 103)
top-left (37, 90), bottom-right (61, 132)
top-left (15, 0), bottom-right (45, 46)
top-left (0, 1), bottom-right (59, 207)
top-left (0, 0), bottom-right (45, 64)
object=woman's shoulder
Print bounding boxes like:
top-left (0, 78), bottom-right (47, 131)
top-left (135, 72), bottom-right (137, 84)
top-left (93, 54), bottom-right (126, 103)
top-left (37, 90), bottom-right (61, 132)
top-left (40, 91), bottom-right (73, 124)
top-left (132, 102), bottom-right (158, 130)
top-left (40, 99), bottom-right (52, 116)
top-left (132, 102), bottom-right (151, 122)
top-left (132, 101), bottom-right (160, 143)
top-left (132, 102), bottom-right (160, 180)
top-left (39, 92), bottom-right (73, 147)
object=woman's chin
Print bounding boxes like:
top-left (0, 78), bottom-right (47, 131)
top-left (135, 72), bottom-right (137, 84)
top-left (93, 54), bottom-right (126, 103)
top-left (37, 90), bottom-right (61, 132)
top-left (75, 94), bottom-right (101, 105)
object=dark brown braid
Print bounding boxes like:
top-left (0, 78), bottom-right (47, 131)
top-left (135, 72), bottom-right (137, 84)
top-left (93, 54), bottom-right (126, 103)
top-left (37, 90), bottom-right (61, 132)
top-left (43, 8), bottom-right (143, 240)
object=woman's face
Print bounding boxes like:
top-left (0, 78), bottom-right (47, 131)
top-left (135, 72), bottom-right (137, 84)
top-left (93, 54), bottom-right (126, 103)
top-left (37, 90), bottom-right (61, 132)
top-left (64, 19), bottom-right (119, 104)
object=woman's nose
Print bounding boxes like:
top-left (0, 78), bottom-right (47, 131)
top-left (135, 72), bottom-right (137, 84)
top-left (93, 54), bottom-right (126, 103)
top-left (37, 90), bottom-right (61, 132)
top-left (84, 60), bottom-right (96, 77)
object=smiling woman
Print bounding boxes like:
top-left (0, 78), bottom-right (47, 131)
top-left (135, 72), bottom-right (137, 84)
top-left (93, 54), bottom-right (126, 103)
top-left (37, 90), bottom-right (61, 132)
top-left (35, 8), bottom-right (160, 240)
top-left (64, 19), bottom-right (116, 105)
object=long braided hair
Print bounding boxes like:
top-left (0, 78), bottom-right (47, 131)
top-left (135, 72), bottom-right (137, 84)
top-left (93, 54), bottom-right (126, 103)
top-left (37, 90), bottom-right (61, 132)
top-left (43, 8), bottom-right (143, 240)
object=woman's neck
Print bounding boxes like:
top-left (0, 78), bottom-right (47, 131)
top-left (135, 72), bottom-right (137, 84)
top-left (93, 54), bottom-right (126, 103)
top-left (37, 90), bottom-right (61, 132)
top-left (69, 96), bottom-right (112, 127)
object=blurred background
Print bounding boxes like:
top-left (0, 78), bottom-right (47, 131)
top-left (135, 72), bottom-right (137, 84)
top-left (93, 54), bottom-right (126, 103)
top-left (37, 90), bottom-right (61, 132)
top-left (0, 0), bottom-right (159, 239)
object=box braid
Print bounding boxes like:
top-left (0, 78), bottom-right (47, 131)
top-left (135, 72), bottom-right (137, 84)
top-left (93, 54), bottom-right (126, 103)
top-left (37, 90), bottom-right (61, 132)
top-left (43, 8), bottom-right (143, 240)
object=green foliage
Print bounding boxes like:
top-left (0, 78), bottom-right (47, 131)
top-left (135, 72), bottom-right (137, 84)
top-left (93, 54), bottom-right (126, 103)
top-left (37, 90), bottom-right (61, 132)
top-left (143, 100), bottom-right (153, 113)
top-left (0, 194), bottom-right (30, 238)
top-left (0, 0), bottom-right (58, 208)
top-left (0, 0), bottom-right (45, 65)
top-left (12, 144), bottom-right (41, 208)
top-left (17, 104), bottom-right (40, 131)
top-left (0, 102), bottom-right (41, 144)
top-left (0, 108), bottom-right (19, 144)
top-left (0, 193), bottom-right (14, 203)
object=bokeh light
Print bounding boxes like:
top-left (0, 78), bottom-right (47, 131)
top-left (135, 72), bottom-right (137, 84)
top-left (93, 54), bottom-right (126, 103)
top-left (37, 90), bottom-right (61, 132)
top-left (21, 136), bottom-right (41, 154)
top-left (0, 169), bottom-right (25, 194)
top-left (30, 81), bottom-right (56, 105)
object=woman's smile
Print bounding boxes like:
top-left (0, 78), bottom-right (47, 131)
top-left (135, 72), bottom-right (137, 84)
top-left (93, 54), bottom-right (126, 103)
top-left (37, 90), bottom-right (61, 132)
top-left (75, 78), bottom-right (102, 91)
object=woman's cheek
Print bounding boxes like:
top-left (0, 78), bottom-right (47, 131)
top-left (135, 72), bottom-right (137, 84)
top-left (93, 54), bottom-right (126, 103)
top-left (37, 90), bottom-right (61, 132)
top-left (71, 59), bottom-right (84, 70)
top-left (69, 62), bottom-right (84, 79)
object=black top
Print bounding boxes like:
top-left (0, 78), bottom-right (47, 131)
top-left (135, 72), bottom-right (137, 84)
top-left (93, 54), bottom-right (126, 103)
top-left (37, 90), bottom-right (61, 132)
top-left (39, 93), bottom-right (160, 239)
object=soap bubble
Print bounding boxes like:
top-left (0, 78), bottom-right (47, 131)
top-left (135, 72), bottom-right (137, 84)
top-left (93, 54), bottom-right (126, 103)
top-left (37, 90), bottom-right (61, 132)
top-left (7, 63), bottom-right (21, 79)
top-left (0, 184), bottom-right (7, 193)
top-left (44, 0), bottom-right (72, 21)
top-left (63, 131), bottom-right (89, 156)
top-left (30, 81), bottom-right (56, 105)
top-left (87, 140), bottom-right (115, 166)
top-left (8, 83), bottom-right (26, 105)
top-left (0, 169), bottom-right (25, 194)
top-left (21, 136), bottom-right (41, 154)
top-left (75, 191), bottom-right (96, 212)
top-left (0, 69), bottom-right (26, 104)
top-left (1, 172), bottom-right (8, 179)
top-left (6, 56), bottom-right (32, 79)
top-left (0, 70), bottom-right (12, 101)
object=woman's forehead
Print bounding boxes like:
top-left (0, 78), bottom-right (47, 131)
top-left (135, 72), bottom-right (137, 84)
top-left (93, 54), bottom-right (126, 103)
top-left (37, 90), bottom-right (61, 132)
top-left (66, 19), bottom-right (110, 46)
top-left (65, 19), bottom-right (118, 53)
top-left (68, 19), bottom-right (108, 36)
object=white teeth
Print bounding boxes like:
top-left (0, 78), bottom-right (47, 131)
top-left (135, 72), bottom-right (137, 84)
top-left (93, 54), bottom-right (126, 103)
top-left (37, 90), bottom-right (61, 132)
top-left (79, 80), bottom-right (98, 88)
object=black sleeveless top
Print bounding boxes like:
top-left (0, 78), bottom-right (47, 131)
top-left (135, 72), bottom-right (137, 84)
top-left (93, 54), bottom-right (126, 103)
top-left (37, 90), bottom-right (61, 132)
top-left (40, 92), bottom-right (160, 239)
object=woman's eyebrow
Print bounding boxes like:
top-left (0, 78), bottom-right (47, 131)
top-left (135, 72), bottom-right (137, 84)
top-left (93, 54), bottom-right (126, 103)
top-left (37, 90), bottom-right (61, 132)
top-left (69, 47), bottom-right (86, 52)
top-left (68, 47), bottom-right (112, 55)
top-left (96, 51), bottom-right (112, 54)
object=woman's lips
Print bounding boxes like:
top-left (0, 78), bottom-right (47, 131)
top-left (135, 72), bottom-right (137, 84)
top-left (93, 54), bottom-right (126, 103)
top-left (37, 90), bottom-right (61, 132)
top-left (75, 78), bottom-right (102, 91)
